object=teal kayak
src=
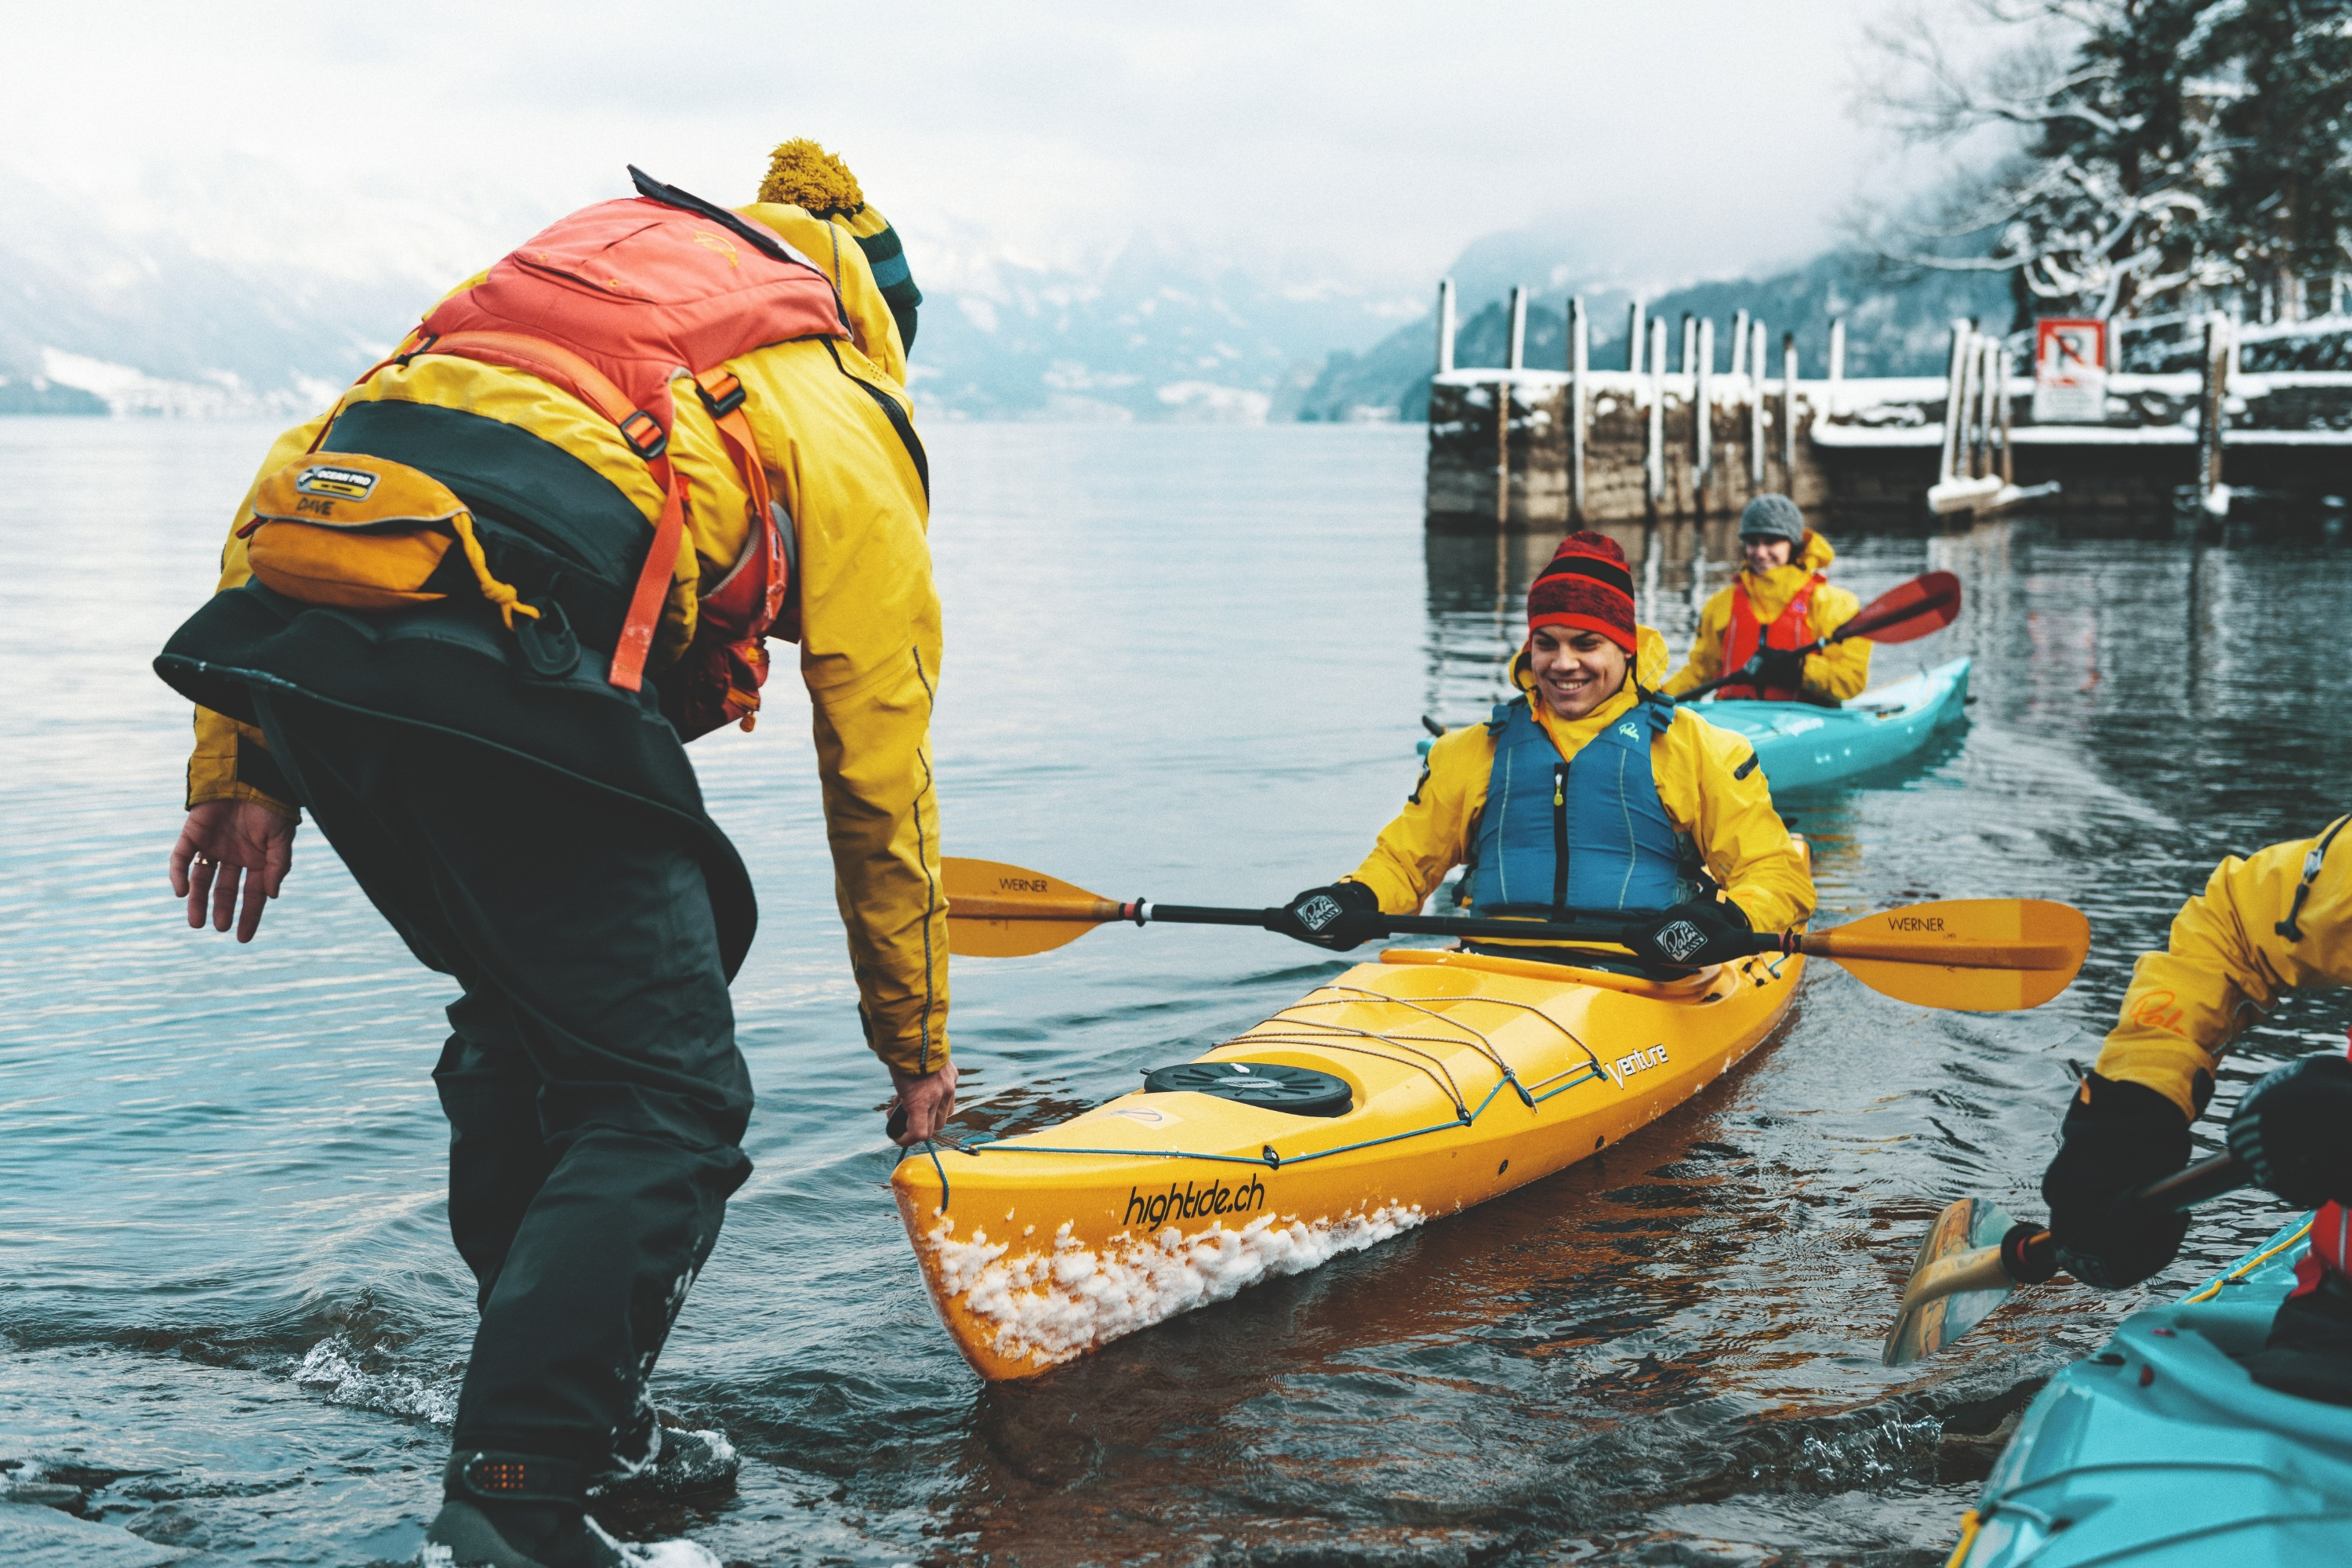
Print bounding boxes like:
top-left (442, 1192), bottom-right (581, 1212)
top-left (1683, 655), bottom-right (1972, 794)
top-left (1951, 1215), bottom-right (2352, 1566)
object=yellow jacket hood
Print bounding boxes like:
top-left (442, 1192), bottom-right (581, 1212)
top-left (1737, 530), bottom-right (1838, 622)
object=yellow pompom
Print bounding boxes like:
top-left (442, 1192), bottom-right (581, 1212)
top-left (756, 139), bottom-right (865, 216)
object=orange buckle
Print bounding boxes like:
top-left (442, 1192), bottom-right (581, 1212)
top-left (696, 373), bottom-right (746, 419)
top-left (618, 410), bottom-right (669, 460)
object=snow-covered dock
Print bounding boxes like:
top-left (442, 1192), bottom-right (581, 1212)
top-left (1424, 288), bottom-right (2352, 528)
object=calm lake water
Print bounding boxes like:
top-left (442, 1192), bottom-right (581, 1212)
top-left (4, 418), bottom-right (2350, 1566)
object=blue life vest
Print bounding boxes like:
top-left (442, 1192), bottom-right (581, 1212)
top-left (1462, 691), bottom-right (1690, 916)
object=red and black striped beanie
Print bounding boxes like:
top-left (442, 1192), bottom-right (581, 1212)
top-left (1527, 531), bottom-right (1637, 654)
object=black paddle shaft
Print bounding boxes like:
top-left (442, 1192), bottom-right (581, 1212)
top-left (2005, 1151), bottom-right (2250, 1283)
top-left (1143, 903), bottom-right (1745, 951)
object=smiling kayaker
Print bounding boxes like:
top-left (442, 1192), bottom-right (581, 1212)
top-left (2039, 819), bottom-right (2352, 1403)
top-left (1276, 531), bottom-right (1814, 971)
top-left (1661, 494), bottom-right (1869, 705)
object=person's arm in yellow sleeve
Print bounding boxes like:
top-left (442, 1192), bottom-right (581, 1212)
top-left (185, 411), bottom-right (335, 818)
top-left (1656, 709), bottom-right (1813, 931)
top-left (2096, 826), bottom-right (2352, 1120)
top-left (1801, 583), bottom-right (1871, 703)
top-left (1344, 724), bottom-right (1488, 914)
top-left (747, 343), bottom-right (950, 1083)
top-left (1661, 590), bottom-right (1730, 697)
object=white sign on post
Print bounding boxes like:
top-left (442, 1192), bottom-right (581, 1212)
top-left (2032, 318), bottom-right (2108, 423)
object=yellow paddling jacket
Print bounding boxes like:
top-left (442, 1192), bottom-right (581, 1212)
top-left (1661, 532), bottom-right (1870, 705)
top-left (2096, 822), bottom-right (2352, 1120)
top-left (170, 198), bottom-right (950, 1076)
top-left (1344, 628), bottom-right (1816, 933)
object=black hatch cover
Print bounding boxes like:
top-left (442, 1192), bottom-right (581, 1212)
top-left (1141, 1061), bottom-right (1352, 1118)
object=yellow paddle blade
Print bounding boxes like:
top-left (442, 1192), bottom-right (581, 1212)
top-left (943, 857), bottom-right (1127, 958)
top-left (1808, 899), bottom-right (2089, 1011)
top-left (1882, 1196), bottom-right (2019, 1367)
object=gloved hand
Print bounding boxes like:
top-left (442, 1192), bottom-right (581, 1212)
top-left (2043, 1071), bottom-right (2192, 1289)
top-left (1628, 897), bottom-right (1755, 967)
top-left (1741, 645), bottom-right (1809, 691)
top-left (1276, 880), bottom-right (1384, 951)
top-left (2228, 1053), bottom-right (2352, 1208)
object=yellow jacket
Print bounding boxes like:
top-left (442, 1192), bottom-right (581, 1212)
top-left (1345, 627), bottom-right (1815, 933)
top-left (183, 202), bottom-right (950, 1076)
top-left (2096, 822), bottom-right (2352, 1120)
top-left (1661, 531), bottom-right (1870, 704)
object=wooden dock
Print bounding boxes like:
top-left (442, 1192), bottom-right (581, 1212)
top-left (1425, 282), bottom-right (2352, 529)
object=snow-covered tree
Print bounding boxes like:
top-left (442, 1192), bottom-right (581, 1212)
top-left (1867, 0), bottom-right (2352, 325)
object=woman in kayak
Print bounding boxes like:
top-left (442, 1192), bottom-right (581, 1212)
top-left (1661, 494), bottom-right (1870, 705)
top-left (2038, 820), bottom-right (2352, 1403)
top-left (1276, 531), bottom-right (1814, 972)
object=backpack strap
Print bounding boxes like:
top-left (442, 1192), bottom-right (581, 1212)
top-left (390, 328), bottom-right (687, 693)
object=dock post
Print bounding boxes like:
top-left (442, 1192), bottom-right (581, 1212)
top-left (1507, 286), bottom-right (1527, 372)
top-left (1628, 299), bottom-right (1646, 373)
top-left (1730, 309), bottom-right (1749, 378)
top-left (1748, 318), bottom-right (1767, 487)
top-left (1694, 318), bottom-right (1715, 501)
top-left (1936, 321), bottom-right (1969, 488)
top-left (1995, 338), bottom-right (2014, 487)
top-left (1493, 381), bottom-right (1510, 526)
top-left (1780, 331), bottom-right (1798, 483)
top-left (1568, 295), bottom-right (1589, 523)
top-left (1975, 336), bottom-right (1999, 479)
top-left (1646, 318), bottom-right (1668, 506)
top-left (1827, 318), bottom-right (1846, 416)
top-left (1436, 278), bottom-right (1456, 375)
top-left (1679, 313), bottom-right (1696, 375)
top-left (2199, 314), bottom-right (2232, 515)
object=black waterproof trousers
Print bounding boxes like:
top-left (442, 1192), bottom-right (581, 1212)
top-left (255, 692), bottom-right (753, 1474)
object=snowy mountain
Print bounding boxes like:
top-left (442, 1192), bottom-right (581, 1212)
top-left (0, 172), bottom-right (2014, 426)
top-left (0, 172), bottom-right (1417, 423)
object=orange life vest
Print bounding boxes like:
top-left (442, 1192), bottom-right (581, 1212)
top-left (346, 168), bottom-right (848, 737)
top-left (1716, 574), bottom-right (1822, 701)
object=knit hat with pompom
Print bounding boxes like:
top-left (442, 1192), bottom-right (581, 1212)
top-left (757, 140), bottom-right (865, 217)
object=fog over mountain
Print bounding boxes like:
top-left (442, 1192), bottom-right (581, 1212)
top-left (0, 172), bottom-right (2007, 425)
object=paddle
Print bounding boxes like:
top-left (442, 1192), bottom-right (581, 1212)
top-left (1882, 1152), bottom-right (2252, 1367)
top-left (942, 858), bottom-right (2089, 1012)
top-left (1674, 570), bottom-right (1963, 704)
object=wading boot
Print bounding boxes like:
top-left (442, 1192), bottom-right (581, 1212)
top-left (591, 1418), bottom-right (741, 1504)
top-left (423, 1452), bottom-right (621, 1568)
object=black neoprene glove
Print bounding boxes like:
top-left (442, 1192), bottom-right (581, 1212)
top-left (2228, 1054), bottom-right (2352, 1208)
top-left (1744, 646), bottom-right (1809, 691)
top-left (2043, 1071), bottom-right (2193, 1290)
top-left (1628, 897), bottom-right (1756, 968)
top-left (1276, 880), bottom-right (1384, 951)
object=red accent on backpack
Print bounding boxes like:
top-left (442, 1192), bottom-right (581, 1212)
top-left (1717, 574), bottom-right (1822, 700)
top-left (387, 194), bottom-right (845, 720)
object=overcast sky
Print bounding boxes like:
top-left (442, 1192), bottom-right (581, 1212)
top-left (5, 1), bottom-right (1928, 292)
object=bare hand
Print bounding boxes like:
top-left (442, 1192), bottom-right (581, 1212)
top-left (887, 1061), bottom-right (958, 1146)
top-left (169, 800), bottom-right (298, 942)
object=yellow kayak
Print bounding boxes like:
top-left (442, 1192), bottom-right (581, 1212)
top-left (891, 931), bottom-right (1804, 1381)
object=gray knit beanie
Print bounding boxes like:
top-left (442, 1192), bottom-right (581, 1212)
top-left (1738, 494), bottom-right (1805, 545)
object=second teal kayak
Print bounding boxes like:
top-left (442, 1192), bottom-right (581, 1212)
top-left (1951, 1214), bottom-right (2352, 1565)
top-left (1687, 655), bottom-right (1971, 794)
